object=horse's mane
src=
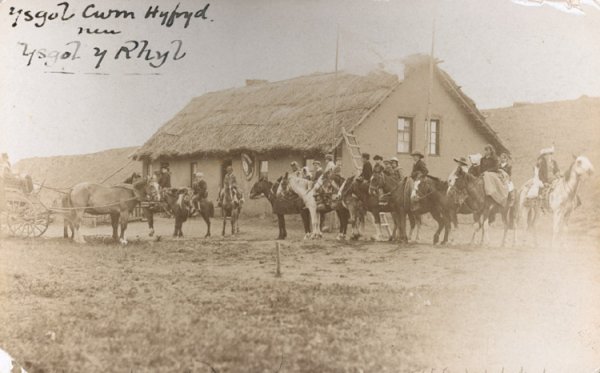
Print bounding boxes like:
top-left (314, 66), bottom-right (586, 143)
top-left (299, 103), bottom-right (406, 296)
top-left (564, 160), bottom-right (574, 182)
top-left (425, 175), bottom-right (449, 192)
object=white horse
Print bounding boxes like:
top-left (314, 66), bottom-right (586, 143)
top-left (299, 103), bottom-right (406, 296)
top-left (279, 173), bottom-right (322, 239)
top-left (518, 155), bottom-right (594, 247)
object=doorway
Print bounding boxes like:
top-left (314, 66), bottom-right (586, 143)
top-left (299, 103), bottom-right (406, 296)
top-left (220, 159), bottom-right (233, 187)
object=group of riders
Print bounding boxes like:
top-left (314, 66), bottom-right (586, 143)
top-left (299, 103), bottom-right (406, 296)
top-left (276, 142), bottom-right (571, 215)
top-left (135, 163), bottom-right (242, 216)
top-left (117, 140), bottom-right (568, 221)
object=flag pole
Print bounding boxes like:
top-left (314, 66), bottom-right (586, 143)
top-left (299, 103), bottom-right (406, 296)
top-left (332, 24), bottom-right (340, 158)
top-left (423, 16), bottom-right (436, 162)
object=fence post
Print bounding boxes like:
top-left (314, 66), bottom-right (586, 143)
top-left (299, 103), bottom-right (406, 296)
top-left (275, 242), bottom-right (281, 277)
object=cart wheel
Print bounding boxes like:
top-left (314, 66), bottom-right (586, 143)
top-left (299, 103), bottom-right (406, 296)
top-left (5, 193), bottom-right (50, 238)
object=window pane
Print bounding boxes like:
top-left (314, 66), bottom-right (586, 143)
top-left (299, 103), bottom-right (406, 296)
top-left (397, 117), bottom-right (411, 153)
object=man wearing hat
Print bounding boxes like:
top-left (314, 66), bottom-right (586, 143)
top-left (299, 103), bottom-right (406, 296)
top-left (372, 155), bottom-right (384, 174)
top-left (312, 160), bottom-right (323, 181)
top-left (410, 151), bottom-right (428, 180)
top-left (359, 153), bottom-right (373, 181)
top-left (536, 146), bottom-right (560, 186)
top-left (389, 157), bottom-right (403, 181)
top-left (290, 161), bottom-right (302, 178)
top-left (453, 156), bottom-right (469, 174)
top-left (383, 159), bottom-right (393, 176)
top-left (158, 165), bottom-right (172, 189)
top-left (323, 153), bottom-right (336, 176)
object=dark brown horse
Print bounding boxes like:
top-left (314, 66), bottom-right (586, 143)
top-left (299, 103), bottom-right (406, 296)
top-left (368, 172), bottom-right (411, 242)
top-left (337, 176), bottom-right (367, 240)
top-left (250, 177), bottom-right (311, 240)
top-left (449, 167), bottom-right (517, 246)
top-left (190, 195), bottom-right (214, 238)
top-left (66, 179), bottom-right (158, 244)
top-left (411, 176), bottom-right (453, 244)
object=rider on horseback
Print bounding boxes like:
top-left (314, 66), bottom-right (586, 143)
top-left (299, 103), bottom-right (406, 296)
top-left (219, 165), bottom-right (242, 207)
top-left (531, 146), bottom-right (561, 211)
top-left (191, 172), bottom-right (208, 213)
top-left (410, 151), bottom-right (428, 180)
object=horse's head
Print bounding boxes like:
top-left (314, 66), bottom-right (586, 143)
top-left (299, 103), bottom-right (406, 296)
top-left (450, 165), bottom-right (473, 192)
top-left (249, 176), bottom-right (272, 199)
top-left (133, 178), bottom-right (160, 201)
top-left (572, 155), bottom-right (595, 178)
top-left (369, 172), bottom-right (384, 196)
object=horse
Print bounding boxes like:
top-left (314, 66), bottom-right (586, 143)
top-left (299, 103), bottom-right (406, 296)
top-left (518, 155), bottom-right (594, 247)
top-left (249, 176), bottom-right (311, 240)
top-left (368, 172), bottom-right (412, 242)
top-left (66, 179), bottom-right (159, 244)
top-left (281, 173), bottom-right (322, 239)
top-left (411, 176), bottom-right (453, 244)
top-left (337, 175), bottom-right (366, 240)
top-left (221, 186), bottom-right (241, 236)
top-left (190, 195), bottom-right (214, 238)
top-left (163, 188), bottom-right (192, 237)
top-left (449, 167), bottom-right (517, 246)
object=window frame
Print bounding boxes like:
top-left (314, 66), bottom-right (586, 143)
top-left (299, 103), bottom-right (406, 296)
top-left (428, 119), bottom-right (441, 156)
top-left (397, 117), bottom-right (413, 154)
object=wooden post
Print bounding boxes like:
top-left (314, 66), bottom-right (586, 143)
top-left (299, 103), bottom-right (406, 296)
top-left (275, 242), bottom-right (282, 277)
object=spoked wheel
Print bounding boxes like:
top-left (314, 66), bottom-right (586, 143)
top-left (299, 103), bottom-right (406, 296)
top-left (5, 192), bottom-right (50, 238)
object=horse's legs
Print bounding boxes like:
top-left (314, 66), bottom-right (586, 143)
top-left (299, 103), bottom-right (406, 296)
top-left (431, 210), bottom-right (443, 245)
top-left (231, 211), bottom-right (237, 235)
top-left (276, 214), bottom-right (285, 240)
top-left (146, 208), bottom-right (155, 237)
top-left (441, 211), bottom-right (451, 244)
top-left (552, 210), bottom-right (563, 248)
top-left (73, 210), bottom-right (86, 244)
top-left (470, 214), bottom-right (481, 245)
top-left (119, 210), bottom-right (130, 244)
top-left (339, 208), bottom-right (349, 237)
top-left (110, 213), bottom-right (119, 241)
top-left (203, 212), bottom-right (211, 238)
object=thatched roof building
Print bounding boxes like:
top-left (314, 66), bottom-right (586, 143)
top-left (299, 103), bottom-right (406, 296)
top-left (134, 56), bottom-right (507, 161)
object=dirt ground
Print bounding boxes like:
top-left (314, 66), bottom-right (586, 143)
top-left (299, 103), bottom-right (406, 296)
top-left (0, 213), bottom-right (599, 372)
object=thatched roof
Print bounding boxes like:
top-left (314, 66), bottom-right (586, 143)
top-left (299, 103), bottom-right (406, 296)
top-left (134, 56), bottom-right (507, 160)
top-left (134, 71), bottom-right (399, 160)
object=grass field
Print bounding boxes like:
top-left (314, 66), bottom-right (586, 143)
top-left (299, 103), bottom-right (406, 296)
top-left (0, 215), bottom-right (599, 372)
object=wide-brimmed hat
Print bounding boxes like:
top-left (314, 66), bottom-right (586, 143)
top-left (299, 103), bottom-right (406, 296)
top-left (312, 160), bottom-right (321, 166)
top-left (195, 172), bottom-right (204, 178)
top-left (290, 161), bottom-right (299, 167)
top-left (389, 157), bottom-right (399, 163)
top-left (410, 151), bottom-right (424, 158)
top-left (468, 153), bottom-right (482, 165)
top-left (383, 159), bottom-right (391, 164)
top-left (325, 154), bottom-right (334, 160)
top-left (373, 155), bottom-right (383, 161)
top-left (453, 157), bottom-right (468, 166)
top-left (540, 146), bottom-right (555, 155)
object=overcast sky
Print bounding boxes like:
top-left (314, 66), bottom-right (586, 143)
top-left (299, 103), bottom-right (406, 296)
top-left (1, 0), bottom-right (600, 161)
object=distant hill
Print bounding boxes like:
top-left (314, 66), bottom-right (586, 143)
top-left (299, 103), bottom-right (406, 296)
top-left (14, 147), bottom-right (141, 204)
top-left (484, 96), bottom-right (600, 238)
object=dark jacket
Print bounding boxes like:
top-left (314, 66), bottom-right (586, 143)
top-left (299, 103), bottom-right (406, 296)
top-left (499, 162), bottom-right (512, 177)
top-left (158, 172), bottom-right (171, 188)
top-left (468, 165), bottom-right (481, 178)
top-left (537, 157), bottom-right (560, 184)
top-left (411, 159), bottom-right (428, 180)
top-left (192, 179), bottom-right (208, 199)
top-left (360, 161), bottom-right (373, 181)
top-left (480, 155), bottom-right (499, 173)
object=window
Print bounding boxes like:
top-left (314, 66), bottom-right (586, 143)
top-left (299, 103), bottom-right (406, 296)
top-left (260, 160), bottom-right (268, 178)
top-left (429, 119), bottom-right (440, 156)
top-left (190, 162), bottom-right (198, 186)
top-left (397, 117), bottom-right (412, 153)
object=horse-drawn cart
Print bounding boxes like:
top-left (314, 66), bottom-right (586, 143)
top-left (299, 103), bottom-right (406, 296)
top-left (0, 176), bottom-right (51, 238)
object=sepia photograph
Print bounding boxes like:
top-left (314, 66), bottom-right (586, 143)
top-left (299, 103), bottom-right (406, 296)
top-left (0, 0), bottom-right (599, 371)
